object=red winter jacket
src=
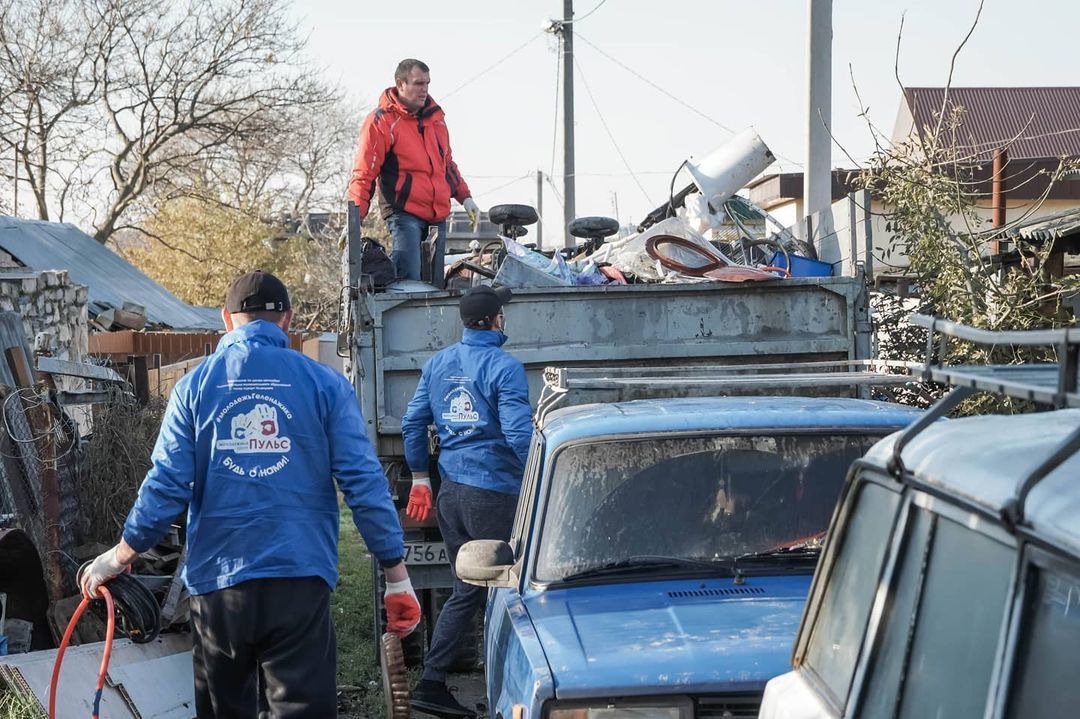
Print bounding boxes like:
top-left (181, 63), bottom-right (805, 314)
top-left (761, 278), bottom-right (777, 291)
top-left (347, 88), bottom-right (471, 223)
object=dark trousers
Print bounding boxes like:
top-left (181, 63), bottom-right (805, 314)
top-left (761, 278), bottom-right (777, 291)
top-left (423, 480), bottom-right (518, 681)
top-left (191, 576), bottom-right (336, 718)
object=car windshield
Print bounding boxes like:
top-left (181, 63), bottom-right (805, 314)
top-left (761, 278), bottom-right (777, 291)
top-left (535, 432), bottom-right (884, 583)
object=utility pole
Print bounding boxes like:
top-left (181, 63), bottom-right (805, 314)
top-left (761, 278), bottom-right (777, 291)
top-left (12, 144), bottom-right (18, 217)
top-left (804, 0), bottom-right (833, 249)
top-left (561, 0), bottom-right (575, 248)
top-left (536, 169), bottom-right (544, 249)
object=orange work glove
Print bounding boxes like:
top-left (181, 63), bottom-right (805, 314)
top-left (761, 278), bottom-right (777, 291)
top-left (384, 576), bottom-right (422, 637)
top-left (406, 477), bottom-right (433, 522)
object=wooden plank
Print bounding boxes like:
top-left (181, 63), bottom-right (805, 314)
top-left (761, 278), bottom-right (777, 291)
top-left (4, 347), bottom-right (34, 388)
top-left (131, 356), bottom-right (149, 405)
top-left (36, 357), bottom-right (123, 383)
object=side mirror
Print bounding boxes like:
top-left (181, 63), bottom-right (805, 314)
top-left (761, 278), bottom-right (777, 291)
top-left (456, 540), bottom-right (516, 588)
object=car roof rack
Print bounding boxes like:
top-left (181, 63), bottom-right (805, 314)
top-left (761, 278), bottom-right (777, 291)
top-left (909, 314), bottom-right (1080, 407)
top-left (890, 314), bottom-right (1080, 527)
top-left (535, 359), bottom-right (918, 427)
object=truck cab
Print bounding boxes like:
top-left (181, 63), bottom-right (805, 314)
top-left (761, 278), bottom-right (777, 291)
top-left (456, 366), bottom-right (922, 719)
top-left (759, 317), bottom-right (1080, 719)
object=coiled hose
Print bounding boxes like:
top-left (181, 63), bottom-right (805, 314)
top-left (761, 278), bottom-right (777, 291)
top-left (49, 567), bottom-right (163, 718)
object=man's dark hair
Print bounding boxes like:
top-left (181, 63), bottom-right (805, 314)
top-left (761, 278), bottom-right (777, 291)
top-left (464, 317), bottom-right (496, 330)
top-left (395, 58), bottom-right (430, 85)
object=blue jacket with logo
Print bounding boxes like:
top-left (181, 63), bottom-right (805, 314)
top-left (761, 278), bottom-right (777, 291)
top-left (122, 321), bottom-right (404, 595)
top-left (402, 329), bottom-right (532, 495)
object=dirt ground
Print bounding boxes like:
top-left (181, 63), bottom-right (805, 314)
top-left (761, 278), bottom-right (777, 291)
top-left (445, 671), bottom-right (489, 718)
top-left (338, 671), bottom-right (487, 719)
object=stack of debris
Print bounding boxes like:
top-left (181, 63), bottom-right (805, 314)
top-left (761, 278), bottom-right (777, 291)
top-left (0, 311), bottom-right (196, 715)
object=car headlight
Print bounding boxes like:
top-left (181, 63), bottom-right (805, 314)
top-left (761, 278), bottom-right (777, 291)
top-left (546, 698), bottom-right (692, 719)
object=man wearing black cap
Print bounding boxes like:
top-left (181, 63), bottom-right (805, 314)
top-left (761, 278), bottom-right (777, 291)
top-left (81, 270), bottom-right (422, 717)
top-left (401, 284), bottom-right (532, 718)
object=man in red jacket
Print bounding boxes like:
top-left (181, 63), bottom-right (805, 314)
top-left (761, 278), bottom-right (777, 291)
top-left (348, 59), bottom-right (480, 286)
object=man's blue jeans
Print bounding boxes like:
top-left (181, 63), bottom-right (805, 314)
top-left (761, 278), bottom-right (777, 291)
top-left (386, 211), bottom-right (447, 286)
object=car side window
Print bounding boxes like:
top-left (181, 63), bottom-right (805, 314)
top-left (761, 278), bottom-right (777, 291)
top-left (805, 480), bottom-right (901, 707)
top-left (1005, 562), bottom-right (1080, 718)
top-left (895, 515), bottom-right (1012, 719)
top-left (860, 505), bottom-right (933, 719)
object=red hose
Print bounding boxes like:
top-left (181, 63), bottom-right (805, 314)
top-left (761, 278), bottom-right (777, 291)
top-left (49, 586), bottom-right (116, 719)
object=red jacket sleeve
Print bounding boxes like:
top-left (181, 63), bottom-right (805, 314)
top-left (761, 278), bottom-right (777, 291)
top-left (347, 112), bottom-right (389, 217)
top-left (443, 130), bottom-right (471, 203)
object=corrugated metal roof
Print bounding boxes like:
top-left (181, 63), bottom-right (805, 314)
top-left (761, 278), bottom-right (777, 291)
top-left (0, 217), bottom-right (223, 330)
top-left (904, 87), bottom-right (1080, 162)
top-left (1007, 207), bottom-right (1080, 243)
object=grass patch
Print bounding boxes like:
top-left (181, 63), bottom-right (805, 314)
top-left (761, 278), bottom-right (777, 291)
top-left (0, 687), bottom-right (45, 719)
top-left (333, 504), bottom-right (382, 718)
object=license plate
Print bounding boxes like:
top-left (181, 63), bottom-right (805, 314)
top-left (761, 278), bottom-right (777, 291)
top-left (404, 541), bottom-right (448, 565)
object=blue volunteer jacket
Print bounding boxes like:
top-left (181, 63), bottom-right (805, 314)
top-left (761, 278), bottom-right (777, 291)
top-left (402, 329), bottom-right (532, 495)
top-left (122, 321), bottom-right (404, 595)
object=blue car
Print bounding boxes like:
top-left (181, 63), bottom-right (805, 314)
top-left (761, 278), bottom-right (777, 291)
top-left (456, 393), bottom-right (923, 719)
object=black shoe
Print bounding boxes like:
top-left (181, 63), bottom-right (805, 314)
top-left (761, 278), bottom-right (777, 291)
top-left (411, 679), bottom-right (477, 719)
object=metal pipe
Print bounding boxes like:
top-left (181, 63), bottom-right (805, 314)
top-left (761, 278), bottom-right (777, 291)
top-left (562, 0), bottom-right (576, 248)
top-left (536, 169), bottom-right (544, 249)
top-left (992, 147), bottom-right (1008, 228)
top-left (804, 0), bottom-right (833, 242)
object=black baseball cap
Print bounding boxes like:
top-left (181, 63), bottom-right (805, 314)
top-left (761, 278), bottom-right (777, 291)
top-left (459, 285), bottom-right (512, 324)
top-left (225, 270), bottom-right (291, 313)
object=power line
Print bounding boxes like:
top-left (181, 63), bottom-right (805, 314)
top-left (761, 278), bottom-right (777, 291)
top-left (575, 56), bottom-right (654, 206)
top-left (546, 175), bottom-right (565, 208)
top-left (549, 38), bottom-right (562, 180)
top-left (477, 173), bottom-right (533, 196)
top-left (575, 32), bottom-right (737, 135)
top-left (575, 32), bottom-right (805, 169)
top-left (572, 0), bottom-right (609, 24)
top-left (443, 32), bottom-right (544, 100)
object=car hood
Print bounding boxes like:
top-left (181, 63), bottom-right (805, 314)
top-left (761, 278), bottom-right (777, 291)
top-left (523, 575), bottom-right (810, 699)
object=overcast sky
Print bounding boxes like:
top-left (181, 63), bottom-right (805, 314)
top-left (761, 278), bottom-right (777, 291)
top-left (295, 0), bottom-right (1078, 243)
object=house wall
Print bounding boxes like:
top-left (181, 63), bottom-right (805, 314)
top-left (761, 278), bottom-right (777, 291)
top-left (0, 270), bottom-right (88, 362)
top-left (774, 196), bottom-right (1080, 276)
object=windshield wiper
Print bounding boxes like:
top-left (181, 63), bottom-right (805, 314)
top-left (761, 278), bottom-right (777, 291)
top-left (736, 545), bottom-right (822, 565)
top-left (558, 555), bottom-right (737, 582)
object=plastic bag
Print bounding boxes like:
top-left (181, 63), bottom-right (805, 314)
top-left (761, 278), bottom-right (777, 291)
top-left (361, 237), bottom-right (397, 288)
top-left (683, 193), bottom-right (726, 235)
top-left (573, 261), bottom-right (607, 286)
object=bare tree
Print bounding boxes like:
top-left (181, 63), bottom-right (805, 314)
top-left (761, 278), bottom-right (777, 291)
top-left (0, 0), bottom-right (343, 243)
top-left (0, 0), bottom-right (106, 220)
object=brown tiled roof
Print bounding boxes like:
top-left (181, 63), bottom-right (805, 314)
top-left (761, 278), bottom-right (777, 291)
top-left (903, 87), bottom-right (1080, 162)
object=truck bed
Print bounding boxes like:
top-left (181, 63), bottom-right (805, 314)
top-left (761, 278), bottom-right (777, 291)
top-left (348, 276), bottom-right (871, 458)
